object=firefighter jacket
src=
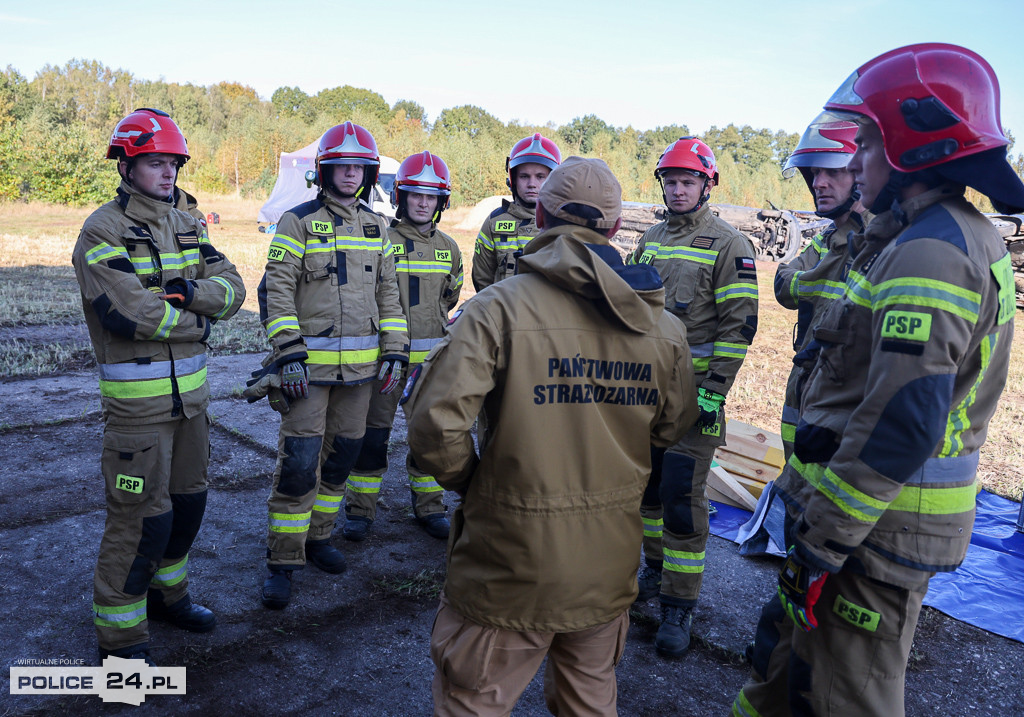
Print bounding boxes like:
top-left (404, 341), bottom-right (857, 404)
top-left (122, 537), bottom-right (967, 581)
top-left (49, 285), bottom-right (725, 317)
top-left (258, 194), bottom-right (409, 384)
top-left (775, 213), bottom-right (865, 356)
top-left (627, 205), bottom-right (759, 396)
top-left (776, 185), bottom-right (1014, 590)
top-left (471, 198), bottom-right (539, 292)
top-left (174, 188), bottom-right (208, 237)
top-left (72, 181), bottom-right (245, 425)
top-left (389, 219), bottom-right (463, 364)
top-left (406, 226), bottom-right (698, 632)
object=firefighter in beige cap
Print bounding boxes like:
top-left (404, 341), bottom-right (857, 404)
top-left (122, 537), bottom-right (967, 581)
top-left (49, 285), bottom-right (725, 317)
top-left (406, 157), bottom-right (698, 715)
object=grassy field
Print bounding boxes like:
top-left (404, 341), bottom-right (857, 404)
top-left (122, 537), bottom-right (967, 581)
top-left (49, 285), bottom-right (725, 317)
top-left (1, 192), bottom-right (1021, 500)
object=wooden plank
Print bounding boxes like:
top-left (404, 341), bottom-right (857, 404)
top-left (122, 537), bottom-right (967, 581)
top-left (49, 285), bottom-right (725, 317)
top-left (707, 463), bottom-right (757, 511)
top-left (724, 419), bottom-right (786, 467)
top-left (714, 449), bottom-right (783, 484)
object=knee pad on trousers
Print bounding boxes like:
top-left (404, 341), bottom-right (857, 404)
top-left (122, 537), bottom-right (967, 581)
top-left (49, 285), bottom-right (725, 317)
top-left (750, 595), bottom-right (786, 678)
top-left (279, 436), bottom-right (321, 497)
top-left (661, 452), bottom-right (697, 535)
top-left (164, 490), bottom-right (208, 559)
top-left (642, 446), bottom-right (667, 505)
top-left (321, 434), bottom-right (366, 489)
top-left (123, 511), bottom-right (173, 595)
top-left (353, 427), bottom-right (391, 473)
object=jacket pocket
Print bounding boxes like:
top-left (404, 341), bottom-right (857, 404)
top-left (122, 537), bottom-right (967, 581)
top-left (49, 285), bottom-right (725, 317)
top-left (101, 428), bottom-right (161, 505)
top-left (812, 303), bottom-right (854, 384)
top-left (668, 260), bottom-right (706, 313)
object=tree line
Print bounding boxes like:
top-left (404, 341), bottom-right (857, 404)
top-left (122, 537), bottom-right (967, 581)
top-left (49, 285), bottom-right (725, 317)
top-left (2, 59), bottom-right (1020, 212)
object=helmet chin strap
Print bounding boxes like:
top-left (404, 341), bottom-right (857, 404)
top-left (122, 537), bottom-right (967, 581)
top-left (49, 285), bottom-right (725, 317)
top-left (816, 191), bottom-right (857, 220)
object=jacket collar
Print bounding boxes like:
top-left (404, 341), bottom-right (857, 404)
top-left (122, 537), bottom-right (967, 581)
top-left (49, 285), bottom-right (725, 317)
top-left (117, 180), bottom-right (175, 224)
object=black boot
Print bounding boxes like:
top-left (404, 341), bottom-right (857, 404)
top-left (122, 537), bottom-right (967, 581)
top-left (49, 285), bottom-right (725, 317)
top-left (148, 592), bottom-right (217, 633)
top-left (261, 568), bottom-right (293, 610)
top-left (417, 513), bottom-right (450, 540)
top-left (342, 514), bottom-right (373, 542)
top-left (99, 643), bottom-right (156, 667)
top-left (635, 561), bottom-right (663, 602)
top-left (655, 604), bottom-right (693, 657)
top-left (305, 539), bottom-right (347, 574)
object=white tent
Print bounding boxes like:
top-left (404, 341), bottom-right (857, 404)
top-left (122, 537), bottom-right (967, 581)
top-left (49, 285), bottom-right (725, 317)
top-left (258, 142), bottom-right (399, 224)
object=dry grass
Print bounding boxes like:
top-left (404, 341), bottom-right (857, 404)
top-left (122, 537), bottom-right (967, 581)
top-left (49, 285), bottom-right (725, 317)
top-left (1, 194), bottom-right (1021, 500)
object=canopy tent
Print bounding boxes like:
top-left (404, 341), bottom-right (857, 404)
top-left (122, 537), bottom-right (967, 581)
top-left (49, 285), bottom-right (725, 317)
top-left (258, 142), bottom-right (399, 224)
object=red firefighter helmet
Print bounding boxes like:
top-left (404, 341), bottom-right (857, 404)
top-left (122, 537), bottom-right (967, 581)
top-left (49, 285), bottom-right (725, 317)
top-left (782, 111), bottom-right (858, 193)
top-left (106, 108), bottom-right (189, 163)
top-left (391, 151), bottom-right (452, 220)
top-left (315, 122), bottom-right (380, 197)
top-left (506, 133), bottom-right (561, 201)
top-left (823, 43), bottom-right (1008, 172)
top-left (655, 137), bottom-right (719, 184)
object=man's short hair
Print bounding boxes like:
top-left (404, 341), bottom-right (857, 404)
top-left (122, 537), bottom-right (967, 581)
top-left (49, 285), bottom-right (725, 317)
top-left (538, 157), bottom-right (621, 230)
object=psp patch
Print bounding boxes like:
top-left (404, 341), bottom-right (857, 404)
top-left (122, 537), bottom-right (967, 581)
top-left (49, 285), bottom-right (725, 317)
top-left (833, 594), bottom-right (881, 632)
top-left (310, 220), bottom-right (334, 235)
top-left (735, 257), bottom-right (756, 271)
top-left (881, 310), bottom-right (931, 342)
top-left (494, 220), bottom-right (517, 234)
top-left (362, 224), bottom-right (381, 239)
top-left (115, 474), bottom-right (144, 494)
top-left (435, 249), bottom-right (452, 262)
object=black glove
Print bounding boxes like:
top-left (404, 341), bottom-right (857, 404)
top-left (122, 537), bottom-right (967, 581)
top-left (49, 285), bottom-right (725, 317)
top-left (695, 388), bottom-right (725, 430)
top-left (159, 277), bottom-right (194, 308)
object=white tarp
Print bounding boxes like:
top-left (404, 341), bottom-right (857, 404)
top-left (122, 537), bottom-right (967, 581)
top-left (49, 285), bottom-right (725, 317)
top-left (258, 142), bottom-right (398, 224)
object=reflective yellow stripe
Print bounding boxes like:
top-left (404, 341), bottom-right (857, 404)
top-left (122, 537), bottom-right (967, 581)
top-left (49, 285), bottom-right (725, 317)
top-left (306, 348), bottom-right (380, 365)
top-left (93, 598), bottom-right (147, 629)
top-left (663, 548), bottom-right (705, 573)
top-left (99, 366), bottom-right (207, 399)
top-left (888, 483), bottom-right (977, 515)
top-left (269, 511), bottom-right (311, 533)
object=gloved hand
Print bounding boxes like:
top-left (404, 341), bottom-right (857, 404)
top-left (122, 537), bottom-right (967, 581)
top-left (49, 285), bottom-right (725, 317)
top-left (158, 277), bottom-right (193, 308)
top-left (378, 359), bottom-right (406, 395)
top-left (696, 388), bottom-right (725, 430)
top-left (777, 547), bottom-right (828, 631)
top-left (280, 360), bottom-right (308, 399)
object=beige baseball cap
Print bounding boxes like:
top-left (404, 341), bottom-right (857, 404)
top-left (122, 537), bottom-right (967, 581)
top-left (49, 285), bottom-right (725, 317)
top-left (538, 156), bottom-right (621, 230)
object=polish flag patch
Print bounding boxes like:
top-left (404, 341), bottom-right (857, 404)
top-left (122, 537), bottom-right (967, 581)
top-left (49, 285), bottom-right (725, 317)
top-left (736, 257), bottom-right (756, 271)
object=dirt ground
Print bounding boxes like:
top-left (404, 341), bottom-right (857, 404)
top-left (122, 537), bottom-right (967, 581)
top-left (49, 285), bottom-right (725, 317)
top-left (2, 346), bottom-right (1023, 716)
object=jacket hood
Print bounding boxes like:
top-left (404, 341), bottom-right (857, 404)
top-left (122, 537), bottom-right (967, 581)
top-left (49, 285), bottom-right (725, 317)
top-left (518, 226), bottom-right (666, 333)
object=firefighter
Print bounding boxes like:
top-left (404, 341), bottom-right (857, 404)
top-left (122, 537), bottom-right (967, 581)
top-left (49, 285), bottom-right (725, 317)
top-left (471, 133), bottom-right (561, 292)
top-left (341, 151), bottom-right (463, 542)
top-left (72, 108), bottom-right (246, 664)
top-left (775, 112), bottom-right (867, 461)
top-left (405, 157), bottom-right (698, 714)
top-left (257, 122), bottom-right (409, 610)
top-left (627, 137), bottom-right (759, 657)
top-left (734, 44), bottom-right (1024, 716)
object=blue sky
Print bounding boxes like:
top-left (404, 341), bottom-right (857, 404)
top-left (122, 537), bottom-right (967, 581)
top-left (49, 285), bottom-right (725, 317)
top-left (3, 0), bottom-right (1023, 140)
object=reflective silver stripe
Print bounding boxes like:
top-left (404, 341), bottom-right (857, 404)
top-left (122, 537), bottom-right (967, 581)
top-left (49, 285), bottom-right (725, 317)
top-left (410, 337), bottom-right (443, 352)
top-left (904, 452), bottom-right (980, 486)
top-left (689, 342), bottom-right (714, 358)
top-left (98, 354), bottom-right (207, 380)
top-left (305, 335), bottom-right (379, 351)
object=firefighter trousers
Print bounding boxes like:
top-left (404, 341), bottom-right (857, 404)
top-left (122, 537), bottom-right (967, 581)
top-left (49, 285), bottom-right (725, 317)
top-left (93, 414), bottom-right (209, 652)
top-left (640, 412), bottom-right (725, 607)
top-left (430, 593), bottom-right (629, 716)
top-left (266, 382), bottom-right (373, 567)
top-left (733, 568), bottom-right (925, 717)
top-left (345, 376), bottom-right (445, 521)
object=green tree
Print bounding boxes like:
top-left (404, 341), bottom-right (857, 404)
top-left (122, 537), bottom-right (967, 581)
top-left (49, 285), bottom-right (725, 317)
top-left (271, 86), bottom-right (313, 121)
top-left (434, 104), bottom-right (501, 139)
top-left (558, 114), bottom-right (612, 154)
top-left (314, 85), bottom-right (390, 123)
top-left (392, 99), bottom-right (427, 126)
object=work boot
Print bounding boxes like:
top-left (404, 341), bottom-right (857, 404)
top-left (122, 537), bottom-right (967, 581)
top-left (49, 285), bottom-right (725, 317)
top-left (417, 513), bottom-right (450, 540)
top-left (148, 592), bottom-right (217, 633)
top-left (342, 515), bottom-right (373, 542)
top-left (655, 605), bottom-right (694, 657)
top-left (635, 562), bottom-right (662, 602)
top-left (99, 643), bottom-right (157, 667)
top-left (305, 539), bottom-right (347, 574)
top-left (261, 568), bottom-right (293, 610)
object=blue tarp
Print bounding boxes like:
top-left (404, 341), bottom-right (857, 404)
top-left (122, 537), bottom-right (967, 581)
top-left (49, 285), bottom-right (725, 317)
top-left (709, 491), bottom-right (1024, 644)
